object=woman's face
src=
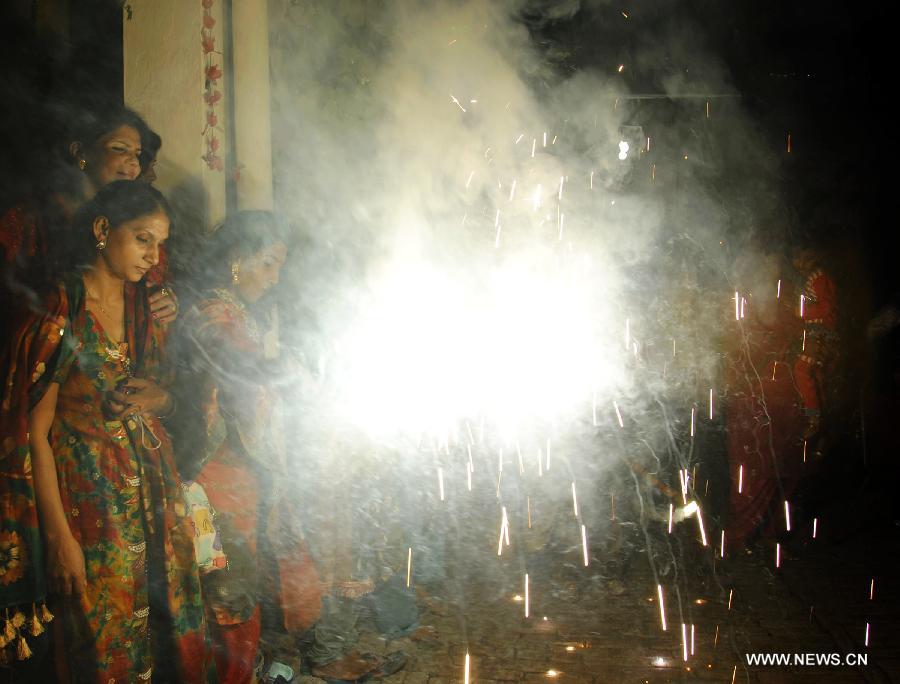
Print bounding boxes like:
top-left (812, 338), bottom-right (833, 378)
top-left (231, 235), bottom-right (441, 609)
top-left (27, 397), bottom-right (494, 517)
top-left (237, 241), bottom-right (287, 303)
top-left (94, 209), bottom-right (169, 282)
top-left (82, 125), bottom-right (143, 191)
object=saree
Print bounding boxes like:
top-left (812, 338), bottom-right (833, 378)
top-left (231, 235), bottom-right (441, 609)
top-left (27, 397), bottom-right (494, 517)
top-left (0, 275), bottom-right (209, 682)
top-left (173, 288), bottom-right (316, 679)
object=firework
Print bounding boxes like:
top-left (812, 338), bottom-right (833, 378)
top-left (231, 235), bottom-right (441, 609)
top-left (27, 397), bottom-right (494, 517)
top-left (690, 407), bottom-right (696, 437)
top-left (464, 651), bottom-right (470, 684)
top-left (696, 503), bottom-right (708, 546)
top-left (581, 524), bottom-right (589, 566)
top-left (668, 503), bottom-right (674, 534)
top-left (784, 500), bottom-right (791, 531)
top-left (870, 578), bottom-right (875, 601)
top-left (709, 388), bottom-right (714, 419)
top-left (812, 517), bottom-right (818, 538)
top-left (865, 623), bottom-right (870, 648)
top-left (734, 291), bottom-right (740, 320)
top-left (681, 623), bottom-right (688, 662)
top-left (571, 481), bottom-right (579, 517)
top-left (728, 589), bottom-right (734, 611)
top-left (777, 279), bottom-right (782, 298)
top-left (720, 530), bottom-right (725, 558)
top-left (776, 542), bottom-right (781, 568)
top-left (407, 547), bottom-right (412, 587)
top-left (657, 584), bottom-right (668, 631)
top-left (738, 464), bottom-right (743, 494)
top-left (691, 624), bottom-right (696, 656)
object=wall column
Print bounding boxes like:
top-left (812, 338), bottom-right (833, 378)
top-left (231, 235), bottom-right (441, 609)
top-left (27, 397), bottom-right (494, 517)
top-left (230, 0), bottom-right (274, 211)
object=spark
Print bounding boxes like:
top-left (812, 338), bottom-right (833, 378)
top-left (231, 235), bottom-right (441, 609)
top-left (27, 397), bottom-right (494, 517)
top-left (651, 163), bottom-right (656, 181)
top-left (581, 524), bottom-right (589, 566)
top-left (610, 493), bottom-right (616, 520)
top-left (870, 578), bottom-right (875, 601)
top-left (532, 184), bottom-right (542, 211)
top-left (558, 176), bottom-right (565, 201)
top-left (546, 438), bottom-right (551, 471)
top-left (802, 329), bottom-right (806, 351)
top-left (668, 503), bottom-right (674, 534)
top-left (728, 589), bottom-right (734, 611)
top-left (465, 171), bottom-right (475, 189)
top-left (784, 500), bottom-right (791, 531)
top-left (438, 467), bottom-right (445, 501)
top-left (543, 131), bottom-right (547, 147)
top-left (657, 584), bottom-right (668, 630)
top-left (775, 542), bottom-right (781, 568)
top-left (532, 138), bottom-right (536, 157)
top-left (509, 179), bottom-right (517, 201)
top-left (464, 652), bottom-right (470, 684)
top-left (546, 670), bottom-right (559, 678)
top-left (448, 38), bottom-right (457, 46)
top-left (714, 625), bottom-right (719, 650)
top-left (777, 279), bottom-right (782, 298)
top-left (738, 465), bottom-right (743, 494)
top-left (812, 517), bottom-right (818, 538)
top-left (803, 439), bottom-right (807, 463)
top-left (613, 401), bottom-right (624, 428)
top-left (551, 135), bottom-right (558, 145)
top-left (589, 170), bottom-right (594, 189)
top-left (525, 573), bottom-right (530, 618)
top-left (690, 407), bottom-right (696, 437)
top-left (732, 665), bottom-right (737, 684)
top-left (625, 318), bottom-right (631, 350)
top-left (696, 503), bottom-right (708, 546)
top-left (514, 133), bottom-right (524, 144)
top-left (720, 530), bottom-right (725, 558)
top-left (527, 496), bottom-right (532, 528)
top-left (772, 362), bottom-right (778, 381)
top-left (787, 133), bottom-right (792, 153)
top-left (691, 624), bottom-right (696, 655)
top-left (621, 10), bottom-right (629, 18)
top-left (741, 297), bottom-right (746, 319)
top-left (406, 547), bottom-right (412, 587)
top-left (681, 623), bottom-right (688, 661)
top-left (497, 506), bottom-right (511, 555)
top-left (865, 623), bottom-right (870, 648)
top-left (709, 388), bottom-right (714, 419)
top-left (467, 461), bottom-right (472, 491)
top-left (517, 443), bottom-right (524, 475)
top-left (449, 94), bottom-right (466, 112)
top-left (800, 294), bottom-right (805, 318)
top-left (572, 481), bottom-right (579, 517)
top-left (706, 100), bottom-right (710, 118)
top-left (647, 136), bottom-right (651, 151)
top-left (617, 64), bottom-right (625, 73)
top-left (494, 223), bottom-right (502, 249)
top-left (558, 212), bottom-right (565, 241)
top-left (734, 291), bottom-right (740, 320)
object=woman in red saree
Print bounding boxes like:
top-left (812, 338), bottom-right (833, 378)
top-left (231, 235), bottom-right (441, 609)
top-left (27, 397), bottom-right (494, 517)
top-left (0, 181), bottom-right (210, 681)
top-left (173, 210), bottom-right (310, 683)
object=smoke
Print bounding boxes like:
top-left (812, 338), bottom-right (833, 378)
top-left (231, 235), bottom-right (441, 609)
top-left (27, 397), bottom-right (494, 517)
top-left (267, 0), bottom-right (786, 635)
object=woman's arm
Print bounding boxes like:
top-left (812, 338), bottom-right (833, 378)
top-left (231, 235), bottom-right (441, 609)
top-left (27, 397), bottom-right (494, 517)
top-left (29, 383), bottom-right (86, 596)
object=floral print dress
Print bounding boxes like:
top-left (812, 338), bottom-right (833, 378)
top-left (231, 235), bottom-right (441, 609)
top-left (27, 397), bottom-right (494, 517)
top-left (41, 279), bottom-right (209, 682)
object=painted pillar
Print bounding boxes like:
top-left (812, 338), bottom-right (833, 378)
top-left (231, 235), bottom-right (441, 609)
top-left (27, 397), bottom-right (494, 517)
top-left (231, 0), bottom-right (274, 211)
top-left (123, 0), bottom-right (228, 228)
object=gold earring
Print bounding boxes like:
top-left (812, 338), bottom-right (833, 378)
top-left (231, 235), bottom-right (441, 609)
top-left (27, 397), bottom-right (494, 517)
top-left (96, 239), bottom-right (106, 251)
top-left (78, 158), bottom-right (87, 171)
top-left (231, 263), bottom-right (240, 284)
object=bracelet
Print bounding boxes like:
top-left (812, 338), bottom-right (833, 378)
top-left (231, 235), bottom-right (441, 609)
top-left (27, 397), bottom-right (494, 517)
top-left (157, 394), bottom-right (177, 420)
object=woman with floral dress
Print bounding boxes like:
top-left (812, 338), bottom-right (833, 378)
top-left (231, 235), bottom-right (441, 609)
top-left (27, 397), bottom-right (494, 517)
top-left (0, 181), bottom-right (210, 681)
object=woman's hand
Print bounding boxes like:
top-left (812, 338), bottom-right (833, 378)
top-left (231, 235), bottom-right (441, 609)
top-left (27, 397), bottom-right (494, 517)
top-left (148, 284), bottom-right (179, 325)
top-left (46, 533), bottom-right (86, 596)
top-left (107, 378), bottom-right (173, 417)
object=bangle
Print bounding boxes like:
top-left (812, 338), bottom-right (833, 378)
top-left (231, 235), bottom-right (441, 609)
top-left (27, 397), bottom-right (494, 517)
top-left (157, 394), bottom-right (177, 420)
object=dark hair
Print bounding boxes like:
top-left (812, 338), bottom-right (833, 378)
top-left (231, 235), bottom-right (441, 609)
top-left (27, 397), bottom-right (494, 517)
top-left (139, 128), bottom-right (162, 174)
top-left (201, 210), bottom-right (290, 289)
top-left (61, 180), bottom-right (173, 272)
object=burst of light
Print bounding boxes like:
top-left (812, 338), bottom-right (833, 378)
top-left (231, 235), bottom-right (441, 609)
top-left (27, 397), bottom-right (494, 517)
top-left (450, 94), bottom-right (466, 112)
top-left (407, 547), bottom-right (412, 587)
top-left (720, 530), bottom-right (725, 558)
top-left (681, 623), bottom-right (689, 662)
top-left (870, 578), bottom-right (875, 601)
top-left (513, 594), bottom-right (523, 602)
top-left (728, 589), bottom-right (734, 611)
top-left (617, 64), bottom-right (625, 73)
top-left (776, 542), bottom-right (781, 568)
top-left (777, 279), bottom-right (782, 298)
top-left (709, 388), bottom-right (714, 419)
top-left (784, 500), bottom-right (791, 531)
top-left (668, 503), bottom-right (674, 534)
top-left (546, 670), bottom-right (559, 678)
top-left (865, 623), bottom-right (870, 647)
top-left (734, 291), bottom-right (740, 320)
top-left (618, 140), bottom-right (630, 160)
top-left (464, 652), bottom-right (470, 684)
top-left (696, 503), bottom-right (708, 546)
top-left (800, 294), bottom-right (805, 318)
top-left (652, 657), bottom-right (668, 667)
top-left (812, 517), bottom-right (818, 538)
top-left (738, 465), bottom-right (743, 493)
top-left (690, 407), bottom-right (696, 437)
top-left (691, 624), bottom-right (696, 655)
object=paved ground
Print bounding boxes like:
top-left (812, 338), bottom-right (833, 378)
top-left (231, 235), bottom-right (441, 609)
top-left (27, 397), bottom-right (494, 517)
top-left (284, 512), bottom-right (899, 684)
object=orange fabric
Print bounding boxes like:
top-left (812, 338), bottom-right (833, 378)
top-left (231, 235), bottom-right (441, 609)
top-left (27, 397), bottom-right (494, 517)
top-left (209, 605), bottom-right (261, 684)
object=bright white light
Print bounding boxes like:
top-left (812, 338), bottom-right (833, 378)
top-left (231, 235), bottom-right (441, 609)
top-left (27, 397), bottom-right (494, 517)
top-left (333, 248), bottom-right (625, 438)
top-left (618, 140), bottom-right (630, 160)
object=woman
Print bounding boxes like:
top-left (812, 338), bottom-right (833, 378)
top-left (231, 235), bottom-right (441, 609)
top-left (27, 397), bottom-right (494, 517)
top-left (0, 104), bottom-right (178, 326)
top-left (0, 181), bottom-right (209, 681)
top-left (173, 210), bottom-right (298, 683)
